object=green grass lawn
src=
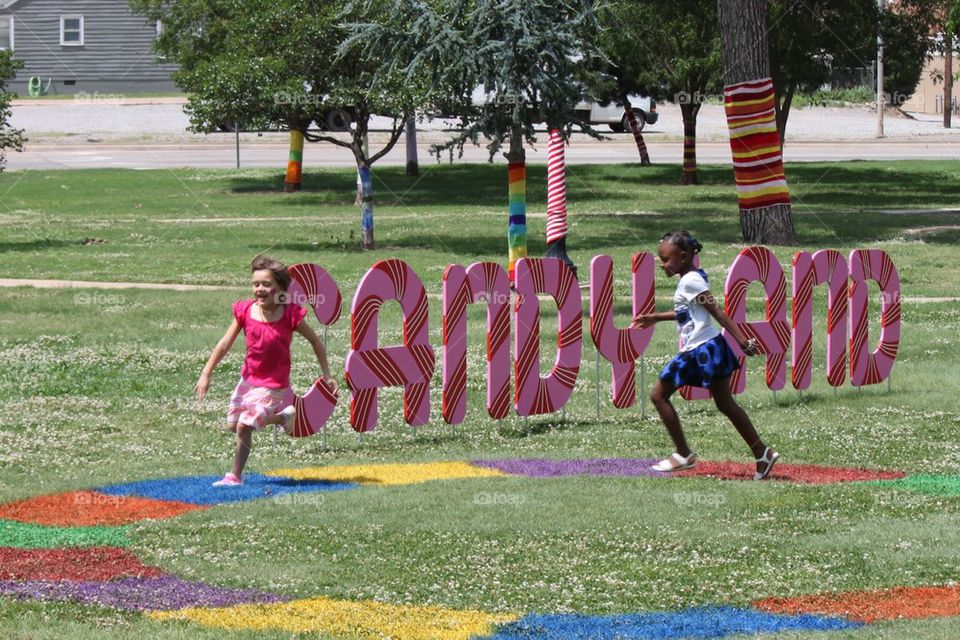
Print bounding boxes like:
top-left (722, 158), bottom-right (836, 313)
top-left (1, 161), bottom-right (959, 639)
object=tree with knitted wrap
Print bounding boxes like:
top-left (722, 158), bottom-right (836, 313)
top-left (345, 0), bottom-right (601, 280)
top-left (716, 0), bottom-right (797, 245)
top-left (132, 0), bottom-right (414, 250)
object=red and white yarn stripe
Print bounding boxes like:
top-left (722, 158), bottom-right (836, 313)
top-left (545, 129), bottom-right (568, 244)
top-left (441, 261), bottom-right (511, 424)
top-left (513, 257), bottom-right (582, 416)
top-left (849, 249), bottom-right (900, 387)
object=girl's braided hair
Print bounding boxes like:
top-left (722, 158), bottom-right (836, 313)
top-left (659, 230), bottom-right (703, 255)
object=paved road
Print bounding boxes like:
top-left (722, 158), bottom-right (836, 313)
top-left (5, 98), bottom-right (959, 170)
top-left (7, 139), bottom-right (960, 171)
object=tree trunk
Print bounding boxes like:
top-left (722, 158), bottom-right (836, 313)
top-left (775, 84), bottom-right (795, 150)
top-left (405, 117), bottom-right (419, 176)
top-left (358, 163), bottom-right (374, 250)
top-left (505, 130), bottom-right (527, 283)
top-left (717, 0), bottom-right (797, 245)
top-left (945, 34), bottom-right (953, 129)
top-left (680, 102), bottom-right (700, 185)
top-left (283, 129), bottom-right (304, 192)
top-left (624, 103), bottom-right (651, 165)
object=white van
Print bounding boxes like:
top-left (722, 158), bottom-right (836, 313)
top-left (576, 95), bottom-right (658, 132)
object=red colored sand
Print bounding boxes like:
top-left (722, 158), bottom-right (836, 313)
top-left (675, 461), bottom-right (905, 484)
top-left (754, 585), bottom-right (960, 623)
top-left (0, 546), bottom-right (165, 581)
top-left (0, 491), bottom-right (206, 526)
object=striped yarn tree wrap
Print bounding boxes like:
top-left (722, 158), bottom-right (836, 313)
top-left (625, 106), bottom-right (650, 164)
top-left (507, 162), bottom-right (527, 282)
top-left (545, 129), bottom-right (568, 243)
top-left (284, 130), bottom-right (304, 191)
top-left (723, 78), bottom-right (790, 211)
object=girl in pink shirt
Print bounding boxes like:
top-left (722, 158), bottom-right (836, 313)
top-left (195, 255), bottom-right (337, 486)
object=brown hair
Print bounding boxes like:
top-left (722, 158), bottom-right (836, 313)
top-left (251, 254), bottom-right (291, 291)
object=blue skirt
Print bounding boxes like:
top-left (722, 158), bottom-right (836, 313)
top-left (659, 335), bottom-right (741, 389)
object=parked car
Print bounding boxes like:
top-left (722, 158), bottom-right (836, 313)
top-left (577, 95), bottom-right (658, 132)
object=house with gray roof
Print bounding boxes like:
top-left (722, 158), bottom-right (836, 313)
top-left (0, 0), bottom-right (177, 95)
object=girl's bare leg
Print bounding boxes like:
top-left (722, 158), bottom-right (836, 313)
top-left (650, 379), bottom-right (692, 457)
top-left (232, 424), bottom-right (254, 478)
top-left (710, 377), bottom-right (771, 471)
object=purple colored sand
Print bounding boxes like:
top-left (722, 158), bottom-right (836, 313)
top-left (0, 575), bottom-right (289, 611)
top-left (474, 458), bottom-right (664, 478)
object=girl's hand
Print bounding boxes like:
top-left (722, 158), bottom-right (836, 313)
top-left (741, 338), bottom-right (760, 357)
top-left (630, 314), bottom-right (655, 329)
top-left (195, 373), bottom-right (211, 401)
top-left (322, 375), bottom-right (339, 394)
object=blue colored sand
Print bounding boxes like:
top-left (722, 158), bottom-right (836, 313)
top-left (96, 474), bottom-right (357, 506)
top-left (485, 606), bottom-right (861, 639)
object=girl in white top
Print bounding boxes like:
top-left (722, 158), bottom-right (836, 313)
top-left (631, 231), bottom-right (779, 480)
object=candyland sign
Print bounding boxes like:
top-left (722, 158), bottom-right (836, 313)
top-left (278, 247), bottom-right (900, 438)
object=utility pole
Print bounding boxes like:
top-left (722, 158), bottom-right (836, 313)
top-left (876, 0), bottom-right (885, 138)
top-left (945, 28), bottom-right (954, 129)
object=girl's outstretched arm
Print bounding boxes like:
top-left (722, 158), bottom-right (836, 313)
top-left (295, 321), bottom-right (338, 391)
top-left (196, 319), bottom-right (242, 400)
top-left (630, 310), bottom-right (676, 329)
top-left (699, 291), bottom-right (759, 355)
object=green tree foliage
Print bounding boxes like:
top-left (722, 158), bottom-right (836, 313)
top-left (767, 0), bottom-right (879, 143)
top-left (0, 50), bottom-right (25, 172)
top-left (344, 0), bottom-right (603, 162)
top-left (596, 0), bottom-right (722, 181)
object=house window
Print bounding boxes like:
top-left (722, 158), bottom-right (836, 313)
top-left (0, 16), bottom-right (13, 50)
top-left (60, 15), bottom-right (84, 46)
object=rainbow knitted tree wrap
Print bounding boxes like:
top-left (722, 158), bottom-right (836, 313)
top-left (723, 78), bottom-right (790, 210)
top-left (507, 161), bottom-right (527, 281)
top-left (285, 130), bottom-right (304, 189)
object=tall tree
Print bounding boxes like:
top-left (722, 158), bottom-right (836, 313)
top-left (0, 50), bottom-right (25, 172)
top-left (599, 0), bottom-right (722, 184)
top-left (132, 0), bottom-right (409, 249)
top-left (768, 0), bottom-right (879, 146)
top-left (716, 0), bottom-right (797, 244)
top-left (345, 0), bottom-right (602, 279)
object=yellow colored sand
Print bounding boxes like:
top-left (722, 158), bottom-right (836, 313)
top-left (151, 595), bottom-right (517, 639)
top-left (267, 461), bottom-right (506, 486)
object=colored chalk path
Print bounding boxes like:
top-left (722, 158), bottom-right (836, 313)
top-left (1, 458), bottom-right (958, 638)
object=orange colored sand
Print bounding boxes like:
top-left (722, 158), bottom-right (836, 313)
top-left (0, 491), bottom-right (206, 526)
top-left (754, 584), bottom-right (960, 623)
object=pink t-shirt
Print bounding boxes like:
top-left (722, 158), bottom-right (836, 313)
top-left (233, 299), bottom-right (308, 389)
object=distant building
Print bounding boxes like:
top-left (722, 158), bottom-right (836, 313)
top-left (0, 0), bottom-right (178, 95)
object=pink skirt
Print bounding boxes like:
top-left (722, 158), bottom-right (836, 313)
top-left (226, 378), bottom-right (287, 430)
